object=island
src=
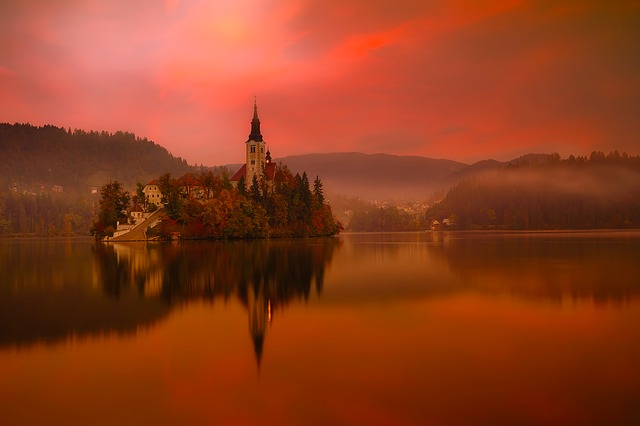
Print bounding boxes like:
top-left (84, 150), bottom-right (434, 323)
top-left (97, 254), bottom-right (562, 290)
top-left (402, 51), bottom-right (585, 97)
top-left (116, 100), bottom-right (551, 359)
top-left (91, 101), bottom-right (341, 241)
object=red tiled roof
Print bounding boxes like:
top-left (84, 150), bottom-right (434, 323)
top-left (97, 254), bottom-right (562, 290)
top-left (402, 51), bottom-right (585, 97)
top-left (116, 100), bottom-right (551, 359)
top-left (131, 203), bottom-right (143, 212)
top-left (146, 179), bottom-right (160, 186)
top-left (265, 163), bottom-right (276, 180)
top-left (230, 164), bottom-right (247, 181)
top-left (230, 163), bottom-right (277, 181)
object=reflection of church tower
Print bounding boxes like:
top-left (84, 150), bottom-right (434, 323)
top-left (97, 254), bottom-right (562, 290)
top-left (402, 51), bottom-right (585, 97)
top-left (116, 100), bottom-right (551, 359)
top-left (248, 286), bottom-right (271, 370)
top-left (245, 99), bottom-right (266, 185)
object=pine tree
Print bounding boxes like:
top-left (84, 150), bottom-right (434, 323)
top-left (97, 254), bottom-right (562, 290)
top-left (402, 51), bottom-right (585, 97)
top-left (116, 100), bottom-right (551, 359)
top-left (237, 176), bottom-right (247, 197)
top-left (250, 174), bottom-right (261, 204)
top-left (313, 176), bottom-right (324, 205)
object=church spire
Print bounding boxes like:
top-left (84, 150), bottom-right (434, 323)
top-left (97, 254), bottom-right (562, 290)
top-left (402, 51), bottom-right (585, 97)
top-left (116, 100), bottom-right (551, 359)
top-left (248, 97), bottom-right (263, 142)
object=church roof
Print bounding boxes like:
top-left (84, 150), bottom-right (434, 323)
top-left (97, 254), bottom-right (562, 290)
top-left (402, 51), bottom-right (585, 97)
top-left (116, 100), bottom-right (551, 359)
top-left (265, 163), bottom-right (276, 180)
top-left (230, 164), bottom-right (247, 182)
top-left (229, 163), bottom-right (277, 182)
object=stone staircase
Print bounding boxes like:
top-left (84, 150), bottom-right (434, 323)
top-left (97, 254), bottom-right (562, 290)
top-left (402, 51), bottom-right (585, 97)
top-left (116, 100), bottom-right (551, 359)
top-left (106, 208), bottom-right (165, 242)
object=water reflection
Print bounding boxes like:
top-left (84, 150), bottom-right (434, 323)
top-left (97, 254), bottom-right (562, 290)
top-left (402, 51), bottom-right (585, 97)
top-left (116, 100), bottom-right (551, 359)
top-left (0, 240), bottom-right (171, 347)
top-left (0, 238), bottom-right (339, 360)
top-left (2, 233), bottom-right (640, 425)
top-left (436, 231), bottom-right (640, 303)
top-left (2, 232), bottom-right (639, 352)
top-left (335, 231), bottom-right (640, 305)
top-left (94, 239), bottom-right (339, 365)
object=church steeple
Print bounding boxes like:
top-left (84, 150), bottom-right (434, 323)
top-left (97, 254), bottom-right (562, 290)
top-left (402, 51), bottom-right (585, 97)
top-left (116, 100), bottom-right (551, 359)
top-left (248, 97), bottom-right (263, 142)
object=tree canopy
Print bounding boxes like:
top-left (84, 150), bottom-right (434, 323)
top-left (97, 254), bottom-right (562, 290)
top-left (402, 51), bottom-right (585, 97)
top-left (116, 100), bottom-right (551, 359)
top-left (147, 165), bottom-right (341, 240)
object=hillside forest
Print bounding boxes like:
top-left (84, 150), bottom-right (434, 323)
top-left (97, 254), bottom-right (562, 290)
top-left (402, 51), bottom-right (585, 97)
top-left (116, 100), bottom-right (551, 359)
top-left (425, 152), bottom-right (640, 230)
top-left (0, 123), bottom-right (194, 236)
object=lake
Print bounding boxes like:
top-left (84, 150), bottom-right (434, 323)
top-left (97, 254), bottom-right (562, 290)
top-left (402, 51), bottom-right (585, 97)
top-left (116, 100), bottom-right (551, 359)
top-left (1, 231), bottom-right (640, 425)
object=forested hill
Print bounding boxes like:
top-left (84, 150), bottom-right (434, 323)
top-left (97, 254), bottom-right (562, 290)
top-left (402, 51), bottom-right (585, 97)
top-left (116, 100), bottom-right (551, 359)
top-left (427, 152), bottom-right (640, 230)
top-left (0, 123), bottom-right (193, 193)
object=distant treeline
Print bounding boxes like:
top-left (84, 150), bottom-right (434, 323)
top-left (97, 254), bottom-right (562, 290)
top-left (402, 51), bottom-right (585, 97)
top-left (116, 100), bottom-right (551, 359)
top-left (426, 152), bottom-right (640, 230)
top-left (0, 122), bottom-right (192, 193)
top-left (348, 206), bottom-right (423, 232)
top-left (0, 191), bottom-right (96, 236)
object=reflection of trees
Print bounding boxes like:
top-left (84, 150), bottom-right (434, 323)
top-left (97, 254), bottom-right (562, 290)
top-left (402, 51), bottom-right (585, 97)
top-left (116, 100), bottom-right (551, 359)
top-left (0, 238), bottom-right (338, 353)
top-left (330, 233), bottom-right (640, 305)
top-left (434, 233), bottom-right (640, 303)
top-left (0, 241), bottom-right (169, 347)
top-left (100, 238), bottom-right (340, 365)
top-left (102, 239), bottom-right (338, 306)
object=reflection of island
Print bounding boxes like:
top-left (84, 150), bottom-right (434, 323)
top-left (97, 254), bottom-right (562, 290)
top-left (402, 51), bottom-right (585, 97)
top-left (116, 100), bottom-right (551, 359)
top-left (0, 239), bottom-right (339, 357)
top-left (97, 239), bottom-right (340, 365)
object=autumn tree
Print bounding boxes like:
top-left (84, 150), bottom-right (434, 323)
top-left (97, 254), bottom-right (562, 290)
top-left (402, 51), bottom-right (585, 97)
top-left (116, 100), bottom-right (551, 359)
top-left (158, 173), bottom-right (182, 219)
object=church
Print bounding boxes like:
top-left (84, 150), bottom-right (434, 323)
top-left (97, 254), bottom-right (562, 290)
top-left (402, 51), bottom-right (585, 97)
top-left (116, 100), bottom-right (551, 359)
top-left (230, 100), bottom-right (277, 187)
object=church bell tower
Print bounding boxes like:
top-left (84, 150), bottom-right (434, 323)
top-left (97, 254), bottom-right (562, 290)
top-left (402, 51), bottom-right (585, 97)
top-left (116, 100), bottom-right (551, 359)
top-left (245, 98), bottom-right (266, 185)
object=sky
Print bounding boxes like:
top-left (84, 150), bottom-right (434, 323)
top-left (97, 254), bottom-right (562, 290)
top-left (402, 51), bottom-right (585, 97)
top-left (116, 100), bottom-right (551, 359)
top-left (1, 0), bottom-right (639, 166)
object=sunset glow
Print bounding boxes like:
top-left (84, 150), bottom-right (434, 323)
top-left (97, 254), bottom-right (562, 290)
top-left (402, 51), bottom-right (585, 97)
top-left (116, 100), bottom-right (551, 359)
top-left (1, 0), bottom-right (638, 165)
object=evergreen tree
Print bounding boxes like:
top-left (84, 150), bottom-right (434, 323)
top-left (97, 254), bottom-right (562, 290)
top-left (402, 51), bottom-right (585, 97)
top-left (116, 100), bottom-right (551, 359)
top-left (250, 174), bottom-right (262, 204)
top-left (90, 181), bottom-right (130, 240)
top-left (313, 175), bottom-right (324, 205)
top-left (237, 176), bottom-right (247, 197)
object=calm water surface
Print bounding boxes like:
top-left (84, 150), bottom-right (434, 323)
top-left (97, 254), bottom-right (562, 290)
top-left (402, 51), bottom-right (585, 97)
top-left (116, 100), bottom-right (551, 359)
top-left (1, 232), bottom-right (640, 425)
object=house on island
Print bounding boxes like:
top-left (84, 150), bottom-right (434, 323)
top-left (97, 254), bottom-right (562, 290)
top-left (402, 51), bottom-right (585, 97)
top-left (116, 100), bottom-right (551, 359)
top-left (177, 173), bottom-right (207, 199)
top-left (130, 203), bottom-right (145, 221)
top-left (142, 173), bottom-right (209, 207)
top-left (143, 179), bottom-right (163, 207)
top-left (230, 99), bottom-right (277, 188)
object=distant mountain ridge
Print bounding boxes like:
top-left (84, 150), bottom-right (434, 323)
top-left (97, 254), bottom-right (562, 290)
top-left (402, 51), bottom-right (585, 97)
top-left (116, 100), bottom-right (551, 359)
top-left (272, 152), bottom-right (468, 200)
top-left (268, 152), bottom-right (583, 201)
